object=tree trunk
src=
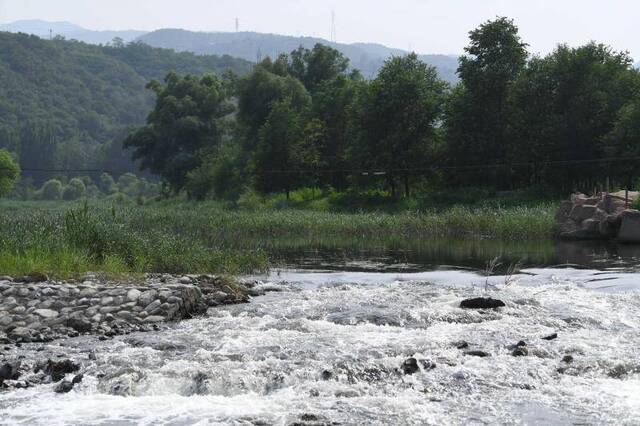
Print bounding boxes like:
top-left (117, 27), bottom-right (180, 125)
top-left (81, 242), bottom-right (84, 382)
top-left (404, 174), bottom-right (410, 197)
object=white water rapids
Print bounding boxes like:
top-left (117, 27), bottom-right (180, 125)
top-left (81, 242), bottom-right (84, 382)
top-left (1, 267), bottom-right (639, 425)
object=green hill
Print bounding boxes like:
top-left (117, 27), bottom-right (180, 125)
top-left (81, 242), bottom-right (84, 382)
top-left (0, 32), bottom-right (252, 180)
top-left (138, 29), bottom-right (460, 83)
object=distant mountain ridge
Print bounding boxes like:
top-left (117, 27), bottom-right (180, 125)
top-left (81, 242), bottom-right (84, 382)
top-left (0, 20), bottom-right (460, 83)
top-left (0, 19), bottom-right (146, 45)
top-left (137, 29), bottom-right (460, 83)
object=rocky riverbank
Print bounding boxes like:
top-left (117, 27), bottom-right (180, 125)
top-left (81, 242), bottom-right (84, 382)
top-left (0, 273), bottom-right (261, 345)
top-left (555, 190), bottom-right (640, 241)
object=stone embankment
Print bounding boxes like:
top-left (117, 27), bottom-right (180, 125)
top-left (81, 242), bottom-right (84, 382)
top-left (555, 190), bottom-right (640, 242)
top-left (0, 273), bottom-right (260, 344)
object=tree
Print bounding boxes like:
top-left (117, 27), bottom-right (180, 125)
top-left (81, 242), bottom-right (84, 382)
top-left (62, 178), bottom-right (86, 201)
top-left (509, 43), bottom-right (639, 190)
top-left (237, 67), bottom-right (310, 148)
top-left (252, 98), bottom-right (306, 197)
top-left (289, 44), bottom-right (350, 92)
top-left (40, 179), bottom-right (63, 200)
top-left (0, 149), bottom-right (20, 197)
top-left (446, 17), bottom-right (528, 186)
top-left (310, 72), bottom-right (364, 190)
top-left (124, 72), bottom-right (234, 193)
top-left (99, 173), bottom-right (117, 194)
top-left (357, 54), bottom-right (447, 196)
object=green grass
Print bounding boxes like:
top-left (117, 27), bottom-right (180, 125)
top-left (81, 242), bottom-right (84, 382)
top-left (0, 199), bottom-right (556, 278)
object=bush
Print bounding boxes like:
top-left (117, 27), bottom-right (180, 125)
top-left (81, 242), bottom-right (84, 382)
top-left (40, 179), bottom-right (64, 200)
top-left (99, 173), bottom-right (117, 195)
top-left (0, 149), bottom-right (20, 197)
top-left (62, 178), bottom-right (86, 201)
top-left (236, 188), bottom-right (263, 211)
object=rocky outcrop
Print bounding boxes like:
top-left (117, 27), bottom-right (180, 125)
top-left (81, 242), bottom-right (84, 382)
top-left (555, 191), bottom-right (640, 241)
top-left (0, 274), bottom-right (253, 344)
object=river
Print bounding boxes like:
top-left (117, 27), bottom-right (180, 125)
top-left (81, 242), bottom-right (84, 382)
top-left (1, 240), bottom-right (639, 425)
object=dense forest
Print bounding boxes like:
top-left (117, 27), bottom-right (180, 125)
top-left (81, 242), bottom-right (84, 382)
top-left (0, 31), bottom-right (252, 190)
top-left (124, 17), bottom-right (640, 202)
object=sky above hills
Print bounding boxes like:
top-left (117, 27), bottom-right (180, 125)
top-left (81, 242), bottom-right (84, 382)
top-left (1, 0), bottom-right (639, 59)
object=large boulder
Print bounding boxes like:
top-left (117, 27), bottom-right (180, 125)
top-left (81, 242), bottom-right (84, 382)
top-left (618, 210), bottom-right (640, 243)
top-left (569, 204), bottom-right (598, 222)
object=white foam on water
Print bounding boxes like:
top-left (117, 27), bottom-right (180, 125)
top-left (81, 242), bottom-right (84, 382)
top-left (1, 268), bottom-right (639, 425)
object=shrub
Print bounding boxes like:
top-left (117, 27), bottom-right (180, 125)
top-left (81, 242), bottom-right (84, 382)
top-left (62, 178), bottom-right (86, 201)
top-left (99, 173), bottom-right (117, 195)
top-left (0, 149), bottom-right (20, 197)
top-left (40, 179), bottom-right (64, 200)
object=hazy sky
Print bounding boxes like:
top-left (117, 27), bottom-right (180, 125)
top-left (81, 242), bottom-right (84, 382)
top-left (1, 0), bottom-right (639, 59)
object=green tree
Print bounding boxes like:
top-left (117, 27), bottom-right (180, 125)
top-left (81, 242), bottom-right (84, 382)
top-left (62, 177), bottom-right (86, 200)
top-left (0, 149), bottom-right (20, 197)
top-left (446, 17), bottom-right (528, 186)
top-left (124, 72), bottom-right (234, 193)
top-left (509, 43), bottom-right (639, 190)
top-left (358, 54), bottom-right (447, 196)
top-left (310, 72), bottom-right (364, 189)
top-left (252, 98), bottom-right (306, 197)
top-left (99, 172), bottom-right (118, 194)
top-left (238, 67), bottom-right (310, 148)
top-left (40, 179), bottom-right (63, 200)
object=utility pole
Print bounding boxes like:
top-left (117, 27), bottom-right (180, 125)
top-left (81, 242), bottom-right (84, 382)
top-left (49, 28), bottom-right (52, 40)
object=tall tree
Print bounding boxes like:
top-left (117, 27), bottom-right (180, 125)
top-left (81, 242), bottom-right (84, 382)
top-left (358, 53), bottom-right (447, 196)
top-left (446, 17), bottom-right (528, 186)
top-left (124, 72), bottom-right (234, 193)
top-left (509, 43), bottom-right (639, 190)
top-left (252, 98), bottom-right (307, 198)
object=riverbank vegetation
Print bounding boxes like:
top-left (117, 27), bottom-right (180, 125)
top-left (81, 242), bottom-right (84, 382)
top-left (0, 200), bottom-right (554, 277)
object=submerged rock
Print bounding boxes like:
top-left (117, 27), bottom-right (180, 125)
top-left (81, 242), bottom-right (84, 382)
top-left (321, 370), bottom-right (333, 381)
top-left (0, 361), bottom-right (21, 383)
top-left (54, 380), bottom-right (74, 393)
top-left (44, 359), bottom-right (80, 382)
top-left (562, 355), bottom-right (574, 363)
top-left (185, 372), bottom-right (208, 396)
top-left (542, 333), bottom-right (558, 341)
top-left (401, 358), bottom-right (419, 375)
top-left (460, 298), bottom-right (505, 309)
top-left (464, 350), bottom-right (491, 358)
top-left (512, 347), bottom-right (528, 357)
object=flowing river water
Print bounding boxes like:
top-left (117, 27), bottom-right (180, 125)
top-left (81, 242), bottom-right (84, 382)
top-left (1, 241), bottom-right (640, 425)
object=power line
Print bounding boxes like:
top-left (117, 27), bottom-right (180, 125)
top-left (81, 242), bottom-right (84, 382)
top-left (2, 155), bottom-right (639, 176)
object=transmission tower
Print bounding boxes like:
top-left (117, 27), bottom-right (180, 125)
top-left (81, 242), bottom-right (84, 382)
top-left (331, 11), bottom-right (336, 42)
top-left (235, 18), bottom-right (239, 32)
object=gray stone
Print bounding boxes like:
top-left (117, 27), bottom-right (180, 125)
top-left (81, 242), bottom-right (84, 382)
top-left (12, 306), bottom-right (26, 314)
top-left (618, 210), bottom-right (640, 243)
top-left (138, 290), bottom-right (157, 307)
top-left (144, 316), bottom-right (164, 323)
top-left (100, 297), bottom-right (114, 306)
top-left (34, 309), bottom-right (59, 319)
top-left (91, 314), bottom-right (102, 323)
top-left (79, 288), bottom-right (97, 298)
top-left (8, 327), bottom-right (32, 341)
top-left (569, 204), bottom-right (597, 222)
top-left (179, 276), bottom-right (192, 284)
top-left (68, 317), bottom-right (92, 333)
top-left (144, 299), bottom-right (161, 314)
top-left (0, 316), bottom-right (12, 327)
top-left (126, 289), bottom-right (141, 302)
